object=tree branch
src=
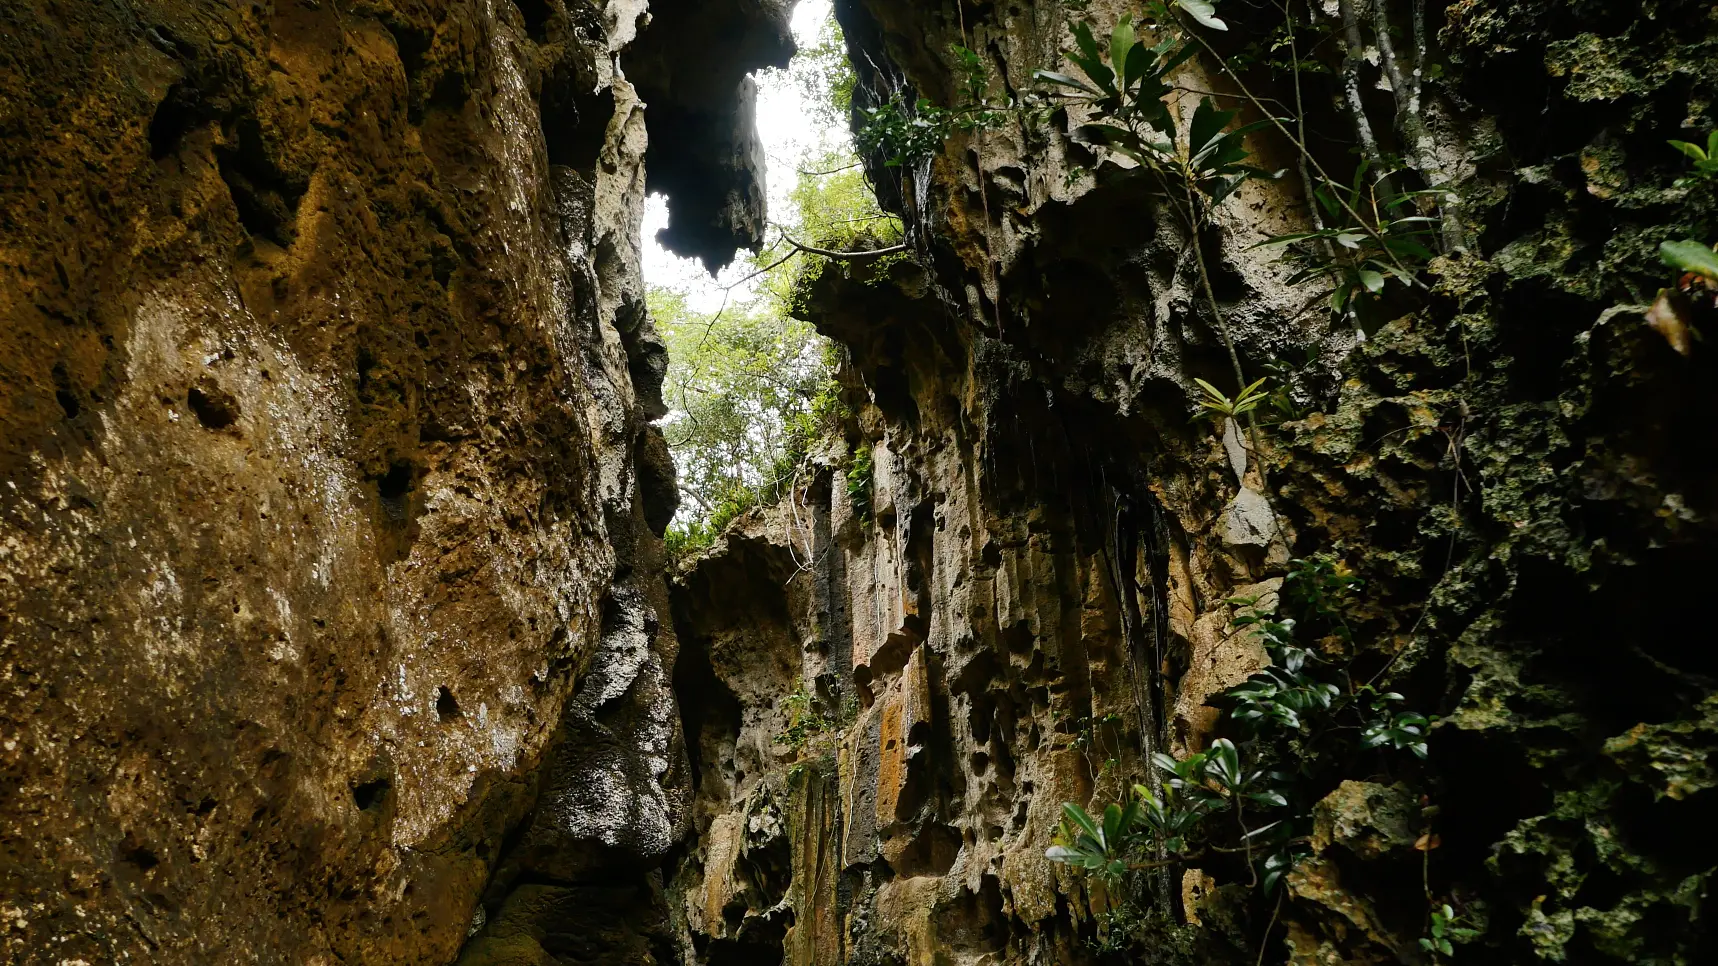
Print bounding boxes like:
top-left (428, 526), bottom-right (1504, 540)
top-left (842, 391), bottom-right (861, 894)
top-left (779, 230), bottom-right (908, 259)
top-left (1335, 0), bottom-right (1390, 186)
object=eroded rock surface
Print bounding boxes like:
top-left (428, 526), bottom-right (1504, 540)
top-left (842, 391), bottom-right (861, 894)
top-left (5, 0), bottom-right (1718, 964)
top-left (0, 0), bottom-right (774, 962)
top-left (661, 1), bottom-right (1718, 964)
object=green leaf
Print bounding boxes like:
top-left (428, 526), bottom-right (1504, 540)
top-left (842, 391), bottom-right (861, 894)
top-left (1068, 21), bottom-right (1115, 93)
top-left (1670, 140), bottom-right (1709, 163)
top-left (1063, 802), bottom-right (1102, 842)
top-left (1661, 239), bottom-right (1718, 282)
top-left (1189, 97), bottom-right (1237, 162)
top-left (1158, 40), bottom-right (1199, 78)
top-left (1123, 43), bottom-right (1154, 100)
top-left (1206, 119), bottom-right (1277, 167)
top-left (1255, 231), bottom-right (1332, 249)
top-left (1206, 738), bottom-right (1243, 791)
top-left (1312, 185), bottom-right (1343, 221)
top-left (1176, 0), bottom-right (1229, 30)
top-left (1033, 69), bottom-right (1104, 97)
top-left (1110, 19), bottom-right (1137, 93)
top-left (1102, 802), bottom-right (1125, 848)
top-left (1358, 269), bottom-right (1386, 294)
top-left (1385, 239), bottom-right (1438, 262)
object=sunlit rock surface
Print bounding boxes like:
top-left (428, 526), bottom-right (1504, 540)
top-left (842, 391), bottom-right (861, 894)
top-left (0, 0), bottom-right (768, 961)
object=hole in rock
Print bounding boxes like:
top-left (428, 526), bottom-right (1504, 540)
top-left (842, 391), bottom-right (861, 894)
top-left (187, 381), bottom-right (240, 430)
top-left (149, 82), bottom-right (203, 160)
top-left (52, 362), bottom-right (81, 419)
top-left (512, 0), bottom-right (553, 40)
top-left (117, 838), bottom-right (161, 871)
top-left (436, 686), bottom-right (462, 721)
top-left (377, 461), bottom-right (415, 520)
top-left (352, 777), bottom-right (391, 811)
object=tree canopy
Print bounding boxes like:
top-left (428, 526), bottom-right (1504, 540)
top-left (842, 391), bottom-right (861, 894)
top-left (649, 9), bottom-right (899, 556)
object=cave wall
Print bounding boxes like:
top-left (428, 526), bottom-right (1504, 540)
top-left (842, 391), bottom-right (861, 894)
top-left (4, 0), bottom-right (1715, 963)
top-left (665, 1), bottom-right (1718, 965)
top-left (0, 0), bottom-right (783, 963)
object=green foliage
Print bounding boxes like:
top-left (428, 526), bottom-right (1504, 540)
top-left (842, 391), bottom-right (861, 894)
top-left (1168, 0), bottom-right (1229, 31)
top-left (789, 148), bottom-right (903, 252)
top-left (1193, 376), bottom-right (1269, 422)
top-left (1035, 17), bottom-right (1275, 209)
top-left (1282, 555), bottom-right (1362, 623)
top-left (777, 685), bottom-right (837, 753)
top-left (1420, 904), bottom-right (1480, 959)
top-left (1256, 161), bottom-right (1445, 322)
top-left (858, 44), bottom-right (1018, 167)
top-left (1223, 559), bottom-right (1430, 757)
top-left (845, 442), bottom-right (874, 518)
top-left (655, 287), bottom-right (837, 556)
top-left (1669, 131), bottom-right (1718, 187)
top-left (1362, 704), bottom-right (1432, 759)
top-left (793, 14), bottom-right (856, 130)
top-left (1049, 555), bottom-right (1435, 909)
top-left (1660, 239), bottom-right (1718, 284)
top-left (1048, 798), bottom-right (1148, 881)
top-left (1049, 736), bottom-right (1290, 884)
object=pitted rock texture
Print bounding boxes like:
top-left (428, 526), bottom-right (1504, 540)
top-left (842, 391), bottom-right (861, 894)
top-left (0, 0), bottom-right (772, 962)
top-left (660, 0), bottom-right (1718, 964)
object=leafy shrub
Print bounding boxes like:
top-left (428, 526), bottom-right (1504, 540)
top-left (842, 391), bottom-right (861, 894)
top-left (1049, 556), bottom-right (1435, 912)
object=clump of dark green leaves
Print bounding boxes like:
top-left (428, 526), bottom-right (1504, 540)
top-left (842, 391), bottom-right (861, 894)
top-left (1034, 17), bottom-right (1275, 209)
top-left (1047, 738), bottom-right (1285, 883)
top-left (1669, 131), bottom-right (1718, 187)
top-left (1420, 904), bottom-right (1480, 959)
top-left (1031, 7), bottom-right (1282, 437)
top-left (1647, 239), bottom-right (1715, 357)
top-left (858, 44), bottom-right (1016, 167)
top-left (1048, 556), bottom-right (1434, 907)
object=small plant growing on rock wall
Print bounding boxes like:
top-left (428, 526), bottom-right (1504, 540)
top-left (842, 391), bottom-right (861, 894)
top-left (1256, 160), bottom-right (1446, 324)
top-left (1049, 556), bottom-right (1436, 938)
top-left (1033, 7), bottom-right (1282, 454)
top-left (777, 686), bottom-right (836, 754)
top-left (845, 442), bottom-right (874, 520)
top-left (1192, 376), bottom-right (1269, 424)
top-left (1669, 130), bottom-right (1718, 187)
top-left (858, 44), bottom-right (1017, 167)
top-left (1420, 903), bottom-right (1480, 960)
top-left (1646, 239), bottom-right (1716, 357)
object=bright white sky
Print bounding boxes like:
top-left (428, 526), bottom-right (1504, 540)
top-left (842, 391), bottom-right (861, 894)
top-left (641, 0), bottom-right (835, 312)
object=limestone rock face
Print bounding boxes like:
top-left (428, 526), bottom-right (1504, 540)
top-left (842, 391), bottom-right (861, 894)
top-left (0, 0), bottom-right (776, 963)
top-left (6, 0), bottom-right (1718, 963)
top-left (661, 1), bottom-right (1718, 964)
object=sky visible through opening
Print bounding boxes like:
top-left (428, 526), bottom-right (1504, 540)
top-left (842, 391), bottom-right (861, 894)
top-left (641, 0), bottom-right (838, 309)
